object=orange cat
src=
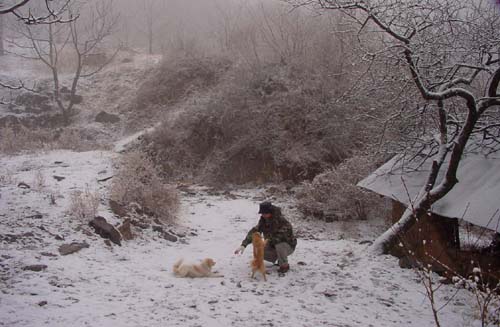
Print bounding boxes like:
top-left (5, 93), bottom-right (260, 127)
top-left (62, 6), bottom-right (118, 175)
top-left (251, 232), bottom-right (267, 281)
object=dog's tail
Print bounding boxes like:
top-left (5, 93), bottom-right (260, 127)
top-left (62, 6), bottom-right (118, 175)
top-left (172, 258), bottom-right (183, 274)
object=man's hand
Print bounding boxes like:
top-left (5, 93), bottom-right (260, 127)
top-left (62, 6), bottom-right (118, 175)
top-left (234, 245), bottom-right (245, 255)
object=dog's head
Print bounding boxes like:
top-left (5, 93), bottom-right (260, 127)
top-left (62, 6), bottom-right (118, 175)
top-left (203, 258), bottom-right (216, 268)
top-left (252, 232), bottom-right (261, 241)
top-left (252, 232), bottom-right (265, 245)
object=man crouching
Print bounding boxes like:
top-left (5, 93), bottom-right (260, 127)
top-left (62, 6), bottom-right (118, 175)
top-left (235, 201), bottom-right (297, 274)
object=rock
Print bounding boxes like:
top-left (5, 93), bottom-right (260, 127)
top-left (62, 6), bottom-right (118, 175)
top-left (152, 225), bottom-right (163, 233)
top-left (58, 241), bottom-right (90, 255)
top-left (171, 230), bottom-right (185, 238)
top-left (323, 212), bottom-right (339, 223)
top-left (89, 216), bottom-right (122, 246)
top-left (359, 240), bottom-right (373, 245)
top-left (398, 256), bottom-right (421, 269)
top-left (23, 264), bottom-right (47, 272)
top-left (223, 191), bottom-right (237, 199)
top-left (161, 231), bottom-right (178, 242)
top-left (109, 199), bottom-right (128, 218)
top-left (40, 252), bottom-right (57, 257)
top-left (97, 175), bottom-right (113, 183)
top-left (0, 234), bottom-right (19, 243)
top-left (26, 213), bottom-right (43, 219)
top-left (38, 300), bottom-right (48, 307)
top-left (95, 111), bottom-right (120, 124)
top-left (17, 182), bottom-right (31, 189)
top-left (118, 219), bottom-right (133, 241)
top-left (130, 219), bottom-right (149, 230)
top-left (297, 261), bottom-right (307, 266)
top-left (53, 176), bottom-right (65, 182)
top-left (323, 290), bottom-right (336, 298)
top-left (153, 226), bottom-right (178, 242)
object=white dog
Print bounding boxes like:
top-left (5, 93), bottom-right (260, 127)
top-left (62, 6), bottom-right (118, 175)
top-left (172, 258), bottom-right (224, 278)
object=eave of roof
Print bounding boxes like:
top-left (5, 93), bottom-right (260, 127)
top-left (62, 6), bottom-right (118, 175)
top-left (358, 152), bottom-right (500, 232)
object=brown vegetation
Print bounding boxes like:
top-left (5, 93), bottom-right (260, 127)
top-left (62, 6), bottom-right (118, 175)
top-left (110, 151), bottom-right (180, 224)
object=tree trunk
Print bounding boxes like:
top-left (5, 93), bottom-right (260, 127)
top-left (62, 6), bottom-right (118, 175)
top-left (0, 15), bottom-right (5, 56)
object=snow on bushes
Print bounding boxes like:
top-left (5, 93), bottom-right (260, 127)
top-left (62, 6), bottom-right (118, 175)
top-left (110, 151), bottom-right (179, 223)
top-left (143, 61), bottom-right (382, 185)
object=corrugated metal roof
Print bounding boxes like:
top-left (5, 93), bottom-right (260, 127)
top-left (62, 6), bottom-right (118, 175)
top-left (358, 152), bottom-right (500, 232)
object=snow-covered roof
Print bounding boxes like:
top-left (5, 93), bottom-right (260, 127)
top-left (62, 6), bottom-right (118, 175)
top-left (358, 152), bottom-right (500, 232)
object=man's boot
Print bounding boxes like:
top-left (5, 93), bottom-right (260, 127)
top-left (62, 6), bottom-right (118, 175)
top-left (278, 263), bottom-right (289, 274)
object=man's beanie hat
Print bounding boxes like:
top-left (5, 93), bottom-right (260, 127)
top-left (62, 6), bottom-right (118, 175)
top-left (258, 201), bottom-right (273, 214)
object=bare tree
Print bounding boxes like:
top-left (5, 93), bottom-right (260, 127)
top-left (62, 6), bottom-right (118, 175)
top-left (9, 0), bottom-right (119, 123)
top-left (0, 0), bottom-right (75, 24)
top-left (284, 0), bottom-right (500, 253)
top-left (0, 14), bottom-right (4, 56)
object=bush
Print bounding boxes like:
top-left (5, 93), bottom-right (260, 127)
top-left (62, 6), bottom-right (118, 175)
top-left (295, 154), bottom-right (389, 221)
top-left (69, 186), bottom-right (100, 223)
top-left (133, 55), bottom-right (231, 109)
top-left (110, 151), bottom-right (179, 223)
top-left (0, 124), bottom-right (105, 154)
top-left (144, 61), bottom-right (381, 185)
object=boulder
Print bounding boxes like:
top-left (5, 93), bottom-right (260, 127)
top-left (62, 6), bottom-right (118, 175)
top-left (58, 241), bottom-right (89, 255)
top-left (152, 225), bottom-right (178, 242)
top-left (23, 264), bottom-right (47, 272)
top-left (17, 182), bottom-right (31, 189)
top-left (89, 216), bottom-right (122, 246)
top-left (162, 231), bottom-right (178, 243)
top-left (95, 111), bottom-right (120, 124)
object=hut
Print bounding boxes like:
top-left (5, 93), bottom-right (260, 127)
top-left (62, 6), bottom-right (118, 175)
top-left (358, 151), bottom-right (500, 276)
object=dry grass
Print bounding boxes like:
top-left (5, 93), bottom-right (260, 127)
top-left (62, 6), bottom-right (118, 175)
top-left (135, 56), bottom-right (230, 108)
top-left (0, 168), bottom-right (16, 185)
top-left (110, 151), bottom-right (180, 224)
top-left (32, 169), bottom-right (46, 191)
top-left (143, 59), bottom-right (383, 185)
top-left (0, 125), bottom-right (105, 154)
top-left (69, 185), bottom-right (100, 222)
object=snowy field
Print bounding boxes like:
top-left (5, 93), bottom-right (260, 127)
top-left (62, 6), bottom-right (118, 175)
top-left (0, 149), bottom-right (481, 327)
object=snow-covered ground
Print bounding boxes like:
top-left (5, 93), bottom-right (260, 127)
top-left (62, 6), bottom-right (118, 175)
top-left (0, 149), bottom-right (481, 327)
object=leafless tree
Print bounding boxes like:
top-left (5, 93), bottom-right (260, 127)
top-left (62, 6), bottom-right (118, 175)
top-left (284, 0), bottom-right (500, 253)
top-left (8, 0), bottom-right (119, 123)
top-left (0, 0), bottom-right (75, 24)
top-left (0, 14), bottom-right (4, 55)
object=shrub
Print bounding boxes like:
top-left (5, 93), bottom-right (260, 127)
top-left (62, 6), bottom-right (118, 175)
top-left (0, 124), bottom-right (105, 154)
top-left (133, 55), bottom-right (231, 109)
top-left (110, 151), bottom-right (179, 223)
top-left (295, 154), bottom-right (389, 221)
top-left (144, 61), bottom-right (381, 185)
top-left (69, 185), bottom-right (100, 222)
